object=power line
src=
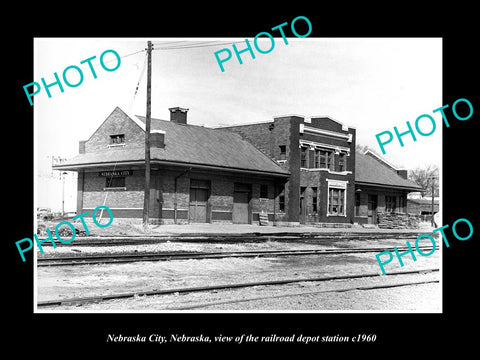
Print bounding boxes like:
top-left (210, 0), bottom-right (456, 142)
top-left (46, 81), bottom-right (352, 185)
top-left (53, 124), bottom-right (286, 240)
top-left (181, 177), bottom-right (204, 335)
top-left (128, 51), bottom-right (148, 112)
top-left (120, 48), bottom-right (147, 59)
top-left (101, 48), bottom-right (146, 65)
top-left (151, 41), bottom-right (247, 51)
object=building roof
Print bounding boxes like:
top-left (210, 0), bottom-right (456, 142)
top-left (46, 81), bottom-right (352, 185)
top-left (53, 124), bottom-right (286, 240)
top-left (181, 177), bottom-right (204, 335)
top-left (355, 151), bottom-right (422, 191)
top-left (407, 198), bottom-right (439, 205)
top-left (54, 107), bottom-right (290, 177)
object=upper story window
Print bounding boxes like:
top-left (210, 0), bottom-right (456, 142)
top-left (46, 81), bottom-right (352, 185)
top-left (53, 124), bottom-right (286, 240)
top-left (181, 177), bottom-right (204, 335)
top-left (110, 134), bottom-right (125, 146)
top-left (318, 149), bottom-right (333, 170)
top-left (278, 145), bottom-right (287, 160)
top-left (300, 146), bottom-right (308, 167)
top-left (338, 153), bottom-right (347, 172)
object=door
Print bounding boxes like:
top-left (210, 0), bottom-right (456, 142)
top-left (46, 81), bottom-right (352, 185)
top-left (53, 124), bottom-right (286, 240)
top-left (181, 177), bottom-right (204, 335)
top-left (189, 187), bottom-right (208, 223)
top-left (299, 187), bottom-right (306, 224)
top-left (367, 194), bottom-right (378, 224)
top-left (233, 191), bottom-right (250, 224)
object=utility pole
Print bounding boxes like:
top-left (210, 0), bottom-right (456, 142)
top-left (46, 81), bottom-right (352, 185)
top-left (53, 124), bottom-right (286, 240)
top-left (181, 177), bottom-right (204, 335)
top-left (431, 176), bottom-right (436, 226)
top-left (143, 41), bottom-right (152, 227)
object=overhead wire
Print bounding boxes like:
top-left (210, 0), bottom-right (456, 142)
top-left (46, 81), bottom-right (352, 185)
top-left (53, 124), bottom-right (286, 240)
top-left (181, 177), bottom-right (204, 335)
top-left (98, 47), bottom-right (147, 221)
top-left (128, 51), bottom-right (148, 112)
top-left (151, 41), bottom-right (247, 51)
top-left (100, 48), bottom-right (146, 66)
top-left (95, 41), bottom-right (248, 222)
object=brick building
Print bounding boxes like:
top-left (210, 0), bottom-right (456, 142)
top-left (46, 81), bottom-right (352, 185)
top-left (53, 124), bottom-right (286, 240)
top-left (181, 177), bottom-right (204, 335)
top-left (53, 107), bottom-right (289, 224)
top-left (54, 107), bottom-right (422, 227)
top-left (354, 151), bottom-right (422, 225)
top-left (221, 115), bottom-right (356, 226)
top-left (407, 198), bottom-right (440, 218)
top-left (221, 118), bottom-right (422, 227)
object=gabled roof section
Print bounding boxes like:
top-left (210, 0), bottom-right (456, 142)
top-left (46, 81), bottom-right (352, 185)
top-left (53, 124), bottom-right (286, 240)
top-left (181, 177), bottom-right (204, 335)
top-left (363, 149), bottom-right (403, 171)
top-left (84, 106), bottom-right (146, 142)
top-left (135, 115), bottom-right (288, 175)
top-left (55, 107), bottom-right (289, 177)
top-left (355, 152), bottom-right (422, 191)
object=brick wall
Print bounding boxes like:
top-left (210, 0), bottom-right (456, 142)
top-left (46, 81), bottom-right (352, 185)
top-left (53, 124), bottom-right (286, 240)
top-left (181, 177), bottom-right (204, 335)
top-left (222, 115), bottom-right (358, 225)
top-left (80, 169), bottom-right (170, 219)
top-left (282, 116), bottom-right (302, 224)
top-left (79, 166), bottom-right (284, 224)
top-left (222, 123), bottom-right (274, 157)
top-left (85, 107), bottom-right (144, 153)
top-left (298, 120), bottom-right (356, 224)
top-left (222, 117), bottom-right (298, 224)
top-left (82, 170), bottom-right (144, 209)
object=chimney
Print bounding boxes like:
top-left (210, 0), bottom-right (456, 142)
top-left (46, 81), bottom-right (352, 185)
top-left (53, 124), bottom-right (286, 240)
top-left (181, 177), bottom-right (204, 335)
top-left (79, 140), bottom-right (86, 154)
top-left (169, 107), bottom-right (189, 124)
top-left (150, 130), bottom-right (166, 149)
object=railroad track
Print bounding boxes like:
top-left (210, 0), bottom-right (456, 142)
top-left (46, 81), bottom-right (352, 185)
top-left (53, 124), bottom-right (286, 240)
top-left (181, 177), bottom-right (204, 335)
top-left (37, 268), bottom-right (439, 308)
top-left (170, 279), bottom-right (440, 310)
top-left (35, 231), bottom-right (437, 246)
top-left (37, 245), bottom-right (437, 266)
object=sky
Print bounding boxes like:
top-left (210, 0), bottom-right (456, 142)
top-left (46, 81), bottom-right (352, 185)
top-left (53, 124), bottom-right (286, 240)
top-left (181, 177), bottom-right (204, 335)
top-left (34, 37), bottom-right (442, 209)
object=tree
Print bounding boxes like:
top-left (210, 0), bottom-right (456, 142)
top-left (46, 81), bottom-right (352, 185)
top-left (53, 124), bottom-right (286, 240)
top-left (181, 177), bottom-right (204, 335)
top-left (408, 164), bottom-right (439, 198)
top-left (355, 144), bottom-right (375, 154)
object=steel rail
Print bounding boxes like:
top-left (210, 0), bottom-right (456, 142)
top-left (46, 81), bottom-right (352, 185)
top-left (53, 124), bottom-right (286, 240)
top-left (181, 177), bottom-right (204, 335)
top-left (34, 231), bottom-right (436, 246)
top-left (37, 268), bottom-right (439, 307)
top-left (168, 279), bottom-right (441, 310)
top-left (37, 246), bottom-right (437, 267)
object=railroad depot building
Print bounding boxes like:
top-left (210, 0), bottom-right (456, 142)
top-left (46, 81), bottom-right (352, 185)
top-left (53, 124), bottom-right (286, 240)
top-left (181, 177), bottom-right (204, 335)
top-left (222, 117), bottom-right (421, 226)
top-left (53, 107), bottom-right (290, 224)
top-left (53, 106), bottom-right (422, 226)
top-left (354, 151), bottom-right (423, 225)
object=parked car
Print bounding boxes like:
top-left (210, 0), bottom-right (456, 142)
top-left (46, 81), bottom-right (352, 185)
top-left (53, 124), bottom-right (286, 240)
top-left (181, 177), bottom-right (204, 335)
top-left (37, 207), bottom-right (54, 221)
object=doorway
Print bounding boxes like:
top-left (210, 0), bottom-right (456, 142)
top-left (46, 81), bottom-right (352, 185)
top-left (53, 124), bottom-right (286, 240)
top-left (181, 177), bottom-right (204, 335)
top-left (367, 194), bottom-right (378, 224)
top-left (189, 179), bottom-right (210, 223)
top-left (233, 183), bottom-right (251, 224)
top-left (299, 187), bottom-right (306, 224)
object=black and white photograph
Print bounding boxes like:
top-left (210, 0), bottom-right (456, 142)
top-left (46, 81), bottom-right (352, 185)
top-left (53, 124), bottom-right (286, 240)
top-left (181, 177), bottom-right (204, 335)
top-left (33, 37), bottom-right (442, 313)
top-left (7, 8), bottom-right (479, 354)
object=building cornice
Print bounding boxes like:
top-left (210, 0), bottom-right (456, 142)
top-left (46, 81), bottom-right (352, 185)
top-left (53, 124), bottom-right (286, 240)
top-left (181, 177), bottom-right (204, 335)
top-left (299, 139), bottom-right (351, 154)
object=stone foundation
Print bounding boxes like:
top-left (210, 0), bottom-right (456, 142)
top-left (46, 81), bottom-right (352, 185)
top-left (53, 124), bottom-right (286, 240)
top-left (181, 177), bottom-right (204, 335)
top-left (377, 212), bottom-right (420, 229)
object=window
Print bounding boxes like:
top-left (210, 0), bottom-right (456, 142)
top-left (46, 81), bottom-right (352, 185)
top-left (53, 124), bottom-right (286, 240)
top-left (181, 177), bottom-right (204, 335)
top-left (314, 150), bottom-right (320, 168)
top-left (300, 187), bottom-right (306, 215)
top-left (279, 195), bottom-right (285, 212)
top-left (328, 188), bottom-right (345, 215)
top-left (398, 196), bottom-right (405, 213)
top-left (279, 145), bottom-right (286, 160)
top-left (312, 187), bottom-right (318, 213)
top-left (300, 146), bottom-right (308, 167)
top-left (191, 179), bottom-right (210, 189)
top-left (319, 150), bottom-right (333, 170)
top-left (110, 134), bottom-right (125, 145)
top-left (278, 186), bottom-right (285, 212)
top-left (385, 196), bottom-right (396, 213)
top-left (260, 184), bottom-right (268, 198)
top-left (338, 153), bottom-right (346, 172)
top-left (105, 176), bottom-right (125, 188)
